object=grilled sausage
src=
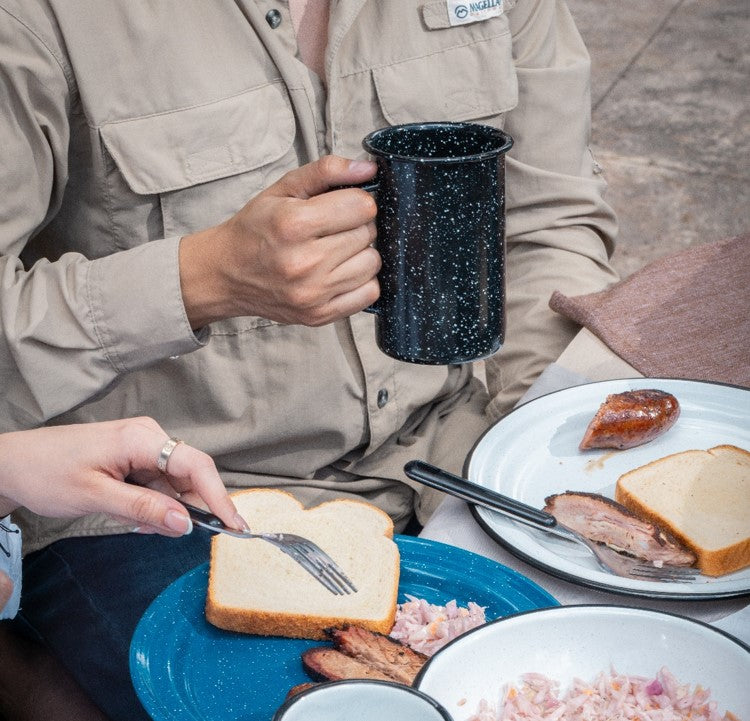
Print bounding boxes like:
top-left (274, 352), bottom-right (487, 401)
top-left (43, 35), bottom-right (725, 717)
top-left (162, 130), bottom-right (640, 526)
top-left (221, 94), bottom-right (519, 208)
top-left (579, 389), bottom-right (680, 450)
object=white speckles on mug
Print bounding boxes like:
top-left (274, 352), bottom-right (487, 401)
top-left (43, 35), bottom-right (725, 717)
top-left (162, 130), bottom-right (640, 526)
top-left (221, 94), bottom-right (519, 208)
top-left (363, 122), bottom-right (513, 364)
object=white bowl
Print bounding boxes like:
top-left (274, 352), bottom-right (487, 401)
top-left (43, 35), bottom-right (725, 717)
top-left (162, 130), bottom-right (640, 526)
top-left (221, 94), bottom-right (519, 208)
top-left (272, 679), bottom-right (454, 721)
top-left (415, 605), bottom-right (750, 720)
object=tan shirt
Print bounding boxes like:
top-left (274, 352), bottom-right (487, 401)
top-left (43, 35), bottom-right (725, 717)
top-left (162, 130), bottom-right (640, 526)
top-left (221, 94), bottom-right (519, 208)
top-left (0, 0), bottom-right (618, 551)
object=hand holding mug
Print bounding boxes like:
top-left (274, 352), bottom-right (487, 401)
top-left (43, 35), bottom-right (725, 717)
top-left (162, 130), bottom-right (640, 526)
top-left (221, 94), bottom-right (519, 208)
top-left (179, 156), bottom-right (380, 329)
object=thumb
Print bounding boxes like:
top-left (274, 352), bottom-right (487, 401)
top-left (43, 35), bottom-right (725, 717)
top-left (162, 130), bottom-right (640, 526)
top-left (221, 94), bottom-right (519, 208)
top-left (273, 155), bottom-right (376, 200)
top-left (92, 483), bottom-right (193, 537)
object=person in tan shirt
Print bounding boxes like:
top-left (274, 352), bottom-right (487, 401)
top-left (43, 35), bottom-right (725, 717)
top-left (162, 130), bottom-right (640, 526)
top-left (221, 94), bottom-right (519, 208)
top-left (0, 1), bottom-right (618, 718)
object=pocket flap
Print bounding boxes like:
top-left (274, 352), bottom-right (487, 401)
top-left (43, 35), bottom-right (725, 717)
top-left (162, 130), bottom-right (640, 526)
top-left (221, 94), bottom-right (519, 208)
top-left (100, 83), bottom-right (295, 195)
top-left (372, 30), bottom-right (517, 125)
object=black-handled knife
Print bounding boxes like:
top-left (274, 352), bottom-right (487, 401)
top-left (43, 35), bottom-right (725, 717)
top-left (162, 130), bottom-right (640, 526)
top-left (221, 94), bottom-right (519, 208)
top-left (404, 459), bottom-right (557, 528)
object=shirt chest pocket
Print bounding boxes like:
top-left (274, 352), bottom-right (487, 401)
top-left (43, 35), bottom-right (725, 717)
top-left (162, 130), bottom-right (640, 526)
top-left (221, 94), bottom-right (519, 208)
top-left (333, 10), bottom-right (518, 157)
top-left (99, 82), bottom-right (296, 241)
top-left (376, 45), bottom-right (516, 126)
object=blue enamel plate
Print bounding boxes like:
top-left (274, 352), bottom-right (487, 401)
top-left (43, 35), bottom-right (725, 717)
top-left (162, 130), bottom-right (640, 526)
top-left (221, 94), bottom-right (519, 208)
top-left (130, 535), bottom-right (557, 721)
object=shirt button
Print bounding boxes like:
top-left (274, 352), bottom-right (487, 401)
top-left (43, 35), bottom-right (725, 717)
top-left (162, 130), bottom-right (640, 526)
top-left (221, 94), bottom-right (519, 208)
top-left (377, 389), bottom-right (389, 408)
top-left (265, 9), bottom-right (282, 28)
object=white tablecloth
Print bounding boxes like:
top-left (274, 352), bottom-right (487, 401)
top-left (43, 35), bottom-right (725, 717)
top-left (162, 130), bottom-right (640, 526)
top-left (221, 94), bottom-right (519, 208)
top-left (419, 361), bottom-right (750, 647)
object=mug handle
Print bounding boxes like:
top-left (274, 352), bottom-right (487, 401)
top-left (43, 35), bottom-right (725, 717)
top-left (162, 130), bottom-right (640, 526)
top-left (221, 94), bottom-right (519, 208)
top-left (330, 179), bottom-right (379, 193)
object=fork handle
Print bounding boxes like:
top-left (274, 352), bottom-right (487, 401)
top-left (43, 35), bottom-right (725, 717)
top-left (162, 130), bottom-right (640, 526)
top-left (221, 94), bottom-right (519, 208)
top-left (181, 501), bottom-right (249, 538)
top-left (183, 503), bottom-right (236, 534)
top-left (404, 460), bottom-right (557, 528)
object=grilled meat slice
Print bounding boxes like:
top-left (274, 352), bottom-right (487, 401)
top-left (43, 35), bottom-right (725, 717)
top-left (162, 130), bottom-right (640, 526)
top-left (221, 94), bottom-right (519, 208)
top-left (544, 491), bottom-right (696, 566)
top-left (301, 647), bottom-right (396, 683)
top-left (325, 625), bottom-right (428, 685)
top-left (579, 389), bottom-right (680, 450)
top-left (285, 682), bottom-right (319, 699)
top-left (299, 626), bottom-right (428, 692)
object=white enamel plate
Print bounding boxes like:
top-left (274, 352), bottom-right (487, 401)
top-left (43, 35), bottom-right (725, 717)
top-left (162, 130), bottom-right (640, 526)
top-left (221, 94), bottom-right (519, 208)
top-left (468, 378), bottom-right (750, 599)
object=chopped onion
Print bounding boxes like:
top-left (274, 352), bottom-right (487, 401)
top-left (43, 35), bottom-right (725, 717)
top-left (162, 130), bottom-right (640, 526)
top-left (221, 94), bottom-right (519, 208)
top-left (390, 595), bottom-right (487, 656)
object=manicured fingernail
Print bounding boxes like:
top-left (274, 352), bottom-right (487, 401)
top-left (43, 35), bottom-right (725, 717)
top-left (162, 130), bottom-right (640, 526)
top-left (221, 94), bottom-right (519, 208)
top-left (234, 513), bottom-right (250, 532)
top-left (165, 510), bottom-right (193, 535)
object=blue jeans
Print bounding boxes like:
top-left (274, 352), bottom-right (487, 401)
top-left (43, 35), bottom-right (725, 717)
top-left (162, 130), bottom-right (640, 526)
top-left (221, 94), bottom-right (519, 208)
top-left (12, 531), bottom-right (212, 721)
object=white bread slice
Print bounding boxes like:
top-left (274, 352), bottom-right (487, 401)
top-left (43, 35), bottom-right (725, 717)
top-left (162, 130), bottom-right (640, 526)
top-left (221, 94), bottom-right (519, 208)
top-left (615, 445), bottom-right (750, 576)
top-left (206, 489), bottom-right (399, 640)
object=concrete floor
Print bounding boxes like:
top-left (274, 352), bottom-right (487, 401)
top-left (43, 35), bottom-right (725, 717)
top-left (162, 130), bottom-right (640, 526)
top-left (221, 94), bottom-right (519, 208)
top-left (568, 0), bottom-right (749, 278)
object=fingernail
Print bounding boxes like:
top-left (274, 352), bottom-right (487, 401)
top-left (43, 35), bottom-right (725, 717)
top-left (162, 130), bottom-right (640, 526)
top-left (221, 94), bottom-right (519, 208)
top-left (165, 510), bottom-right (193, 535)
top-left (349, 159), bottom-right (376, 174)
top-left (234, 513), bottom-right (250, 532)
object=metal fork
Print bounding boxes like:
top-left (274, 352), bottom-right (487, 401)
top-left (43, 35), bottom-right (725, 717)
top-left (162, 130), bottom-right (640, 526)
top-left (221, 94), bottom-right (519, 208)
top-left (184, 504), bottom-right (358, 595)
top-left (575, 539), bottom-right (699, 583)
top-left (404, 461), bottom-right (699, 584)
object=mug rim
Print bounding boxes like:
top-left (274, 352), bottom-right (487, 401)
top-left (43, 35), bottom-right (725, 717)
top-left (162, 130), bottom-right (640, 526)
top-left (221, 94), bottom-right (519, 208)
top-left (272, 679), bottom-right (455, 721)
top-left (362, 121), bottom-right (513, 163)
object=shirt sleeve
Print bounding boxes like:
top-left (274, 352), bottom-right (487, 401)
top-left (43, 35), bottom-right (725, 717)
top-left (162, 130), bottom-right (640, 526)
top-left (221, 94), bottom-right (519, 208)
top-left (483, 0), bottom-right (620, 420)
top-left (0, 6), bottom-right (206, 428)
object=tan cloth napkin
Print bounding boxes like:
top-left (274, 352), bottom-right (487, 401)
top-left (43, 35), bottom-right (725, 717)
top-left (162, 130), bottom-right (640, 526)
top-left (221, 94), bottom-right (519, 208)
top-left (549, 235), bottom-right (750, 387)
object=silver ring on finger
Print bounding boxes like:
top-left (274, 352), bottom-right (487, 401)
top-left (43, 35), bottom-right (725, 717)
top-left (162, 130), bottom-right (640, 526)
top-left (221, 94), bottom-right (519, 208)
top-left (156, 437), bottom-right (183, 474)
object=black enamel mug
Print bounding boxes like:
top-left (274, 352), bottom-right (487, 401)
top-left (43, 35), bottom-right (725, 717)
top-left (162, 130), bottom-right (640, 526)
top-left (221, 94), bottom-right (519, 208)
top-left (361, 122), bottom-right (513, 365)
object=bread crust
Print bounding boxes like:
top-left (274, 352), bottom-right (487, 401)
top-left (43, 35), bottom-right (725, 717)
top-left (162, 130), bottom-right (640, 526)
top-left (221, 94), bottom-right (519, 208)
top-left (205, 602), bottom-right (397, 641)
top-left (205, 489), bottom-right (400, 639)
top-left (615, 445), bottom-right (750, 576)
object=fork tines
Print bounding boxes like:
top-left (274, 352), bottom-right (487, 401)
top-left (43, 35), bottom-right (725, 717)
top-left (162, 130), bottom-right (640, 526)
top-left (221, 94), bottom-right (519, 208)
top-left (273, 542), bottom-right (347, 595)
top-left (269, 534), bottom-right (358, 595)
top-left (294, 539), bottom-right (358, 595)
top-left (630, 564), bottom-right (700, 583)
